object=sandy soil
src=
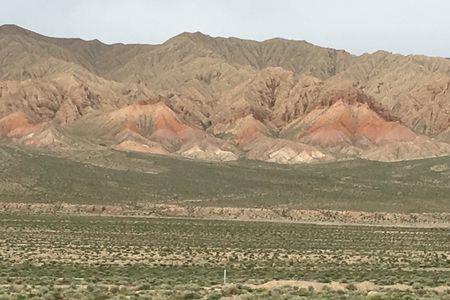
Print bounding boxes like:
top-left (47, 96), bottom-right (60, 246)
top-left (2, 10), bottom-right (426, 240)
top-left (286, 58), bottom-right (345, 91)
top-left (249, 279), bottom-right (450, 293)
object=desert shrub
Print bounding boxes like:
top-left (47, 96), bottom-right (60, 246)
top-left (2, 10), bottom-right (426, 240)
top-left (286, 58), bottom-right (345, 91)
top-left (206, 293), bottom-right (221, 300)
top-left (176, 291), bottom-right (201, 300)
top-left (221, 284), bottom-right (242, 296)
top-left (42, 292), bottom-right (57, 300)
top-left (412, 282), bottom-right (424, 290)
top-left (16, 294), bottom-right (27, 300)
top-left (137, 283), bottom-right (150, 291)
top-left (297, 287), bottom-right (313, 296)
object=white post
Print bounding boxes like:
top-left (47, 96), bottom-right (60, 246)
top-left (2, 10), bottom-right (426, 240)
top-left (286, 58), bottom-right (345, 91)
top-left (223, 269), bottom-right (227, 285)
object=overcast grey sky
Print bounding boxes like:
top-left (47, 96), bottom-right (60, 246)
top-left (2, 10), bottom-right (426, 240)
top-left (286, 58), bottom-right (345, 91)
top-left (1, 0), bottom-right (449, 57)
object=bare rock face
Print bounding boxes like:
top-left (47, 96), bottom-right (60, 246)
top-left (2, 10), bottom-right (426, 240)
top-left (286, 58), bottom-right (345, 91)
top-left (178, 143), bottom-right (238, 162)
top-left (245, 137), bottom-right (331, 164)
top-left (438, 126), bottom-right (450, 143)
top-left (0, 112), bottom-right (42, 138)
top-left (283, 100), bottom-right (416, 148)
top-left (0, 25), bottom-right (450, 163)
top-left (333, 51), bottom-right (450, 136)
top-left (66, 100), bottom-right (237, 161)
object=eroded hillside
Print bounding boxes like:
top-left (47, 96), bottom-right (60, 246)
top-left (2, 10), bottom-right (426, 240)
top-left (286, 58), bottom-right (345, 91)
top-left (1, 24), bottom-right (450, 163)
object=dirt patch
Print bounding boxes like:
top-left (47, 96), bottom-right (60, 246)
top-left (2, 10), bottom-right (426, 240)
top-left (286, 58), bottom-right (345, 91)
top-left (251, 279), bottom-right (450, 293)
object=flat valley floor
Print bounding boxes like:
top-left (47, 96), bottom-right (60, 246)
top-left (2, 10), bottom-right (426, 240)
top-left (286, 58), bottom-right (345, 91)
top-left (0, 213), bottom-right (449, 299)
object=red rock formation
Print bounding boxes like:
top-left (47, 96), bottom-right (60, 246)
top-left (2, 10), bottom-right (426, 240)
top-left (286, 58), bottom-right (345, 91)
top-left (0, 112), bottom-right (42, 138)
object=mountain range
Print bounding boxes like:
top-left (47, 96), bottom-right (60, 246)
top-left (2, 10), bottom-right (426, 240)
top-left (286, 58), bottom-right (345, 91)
top-left (1, 24), bottom-right (450, 164)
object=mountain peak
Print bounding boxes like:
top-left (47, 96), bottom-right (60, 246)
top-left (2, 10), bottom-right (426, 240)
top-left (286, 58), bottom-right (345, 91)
top-left (0, 24), bottom-right (31, 35)
top-left (168, 31), bottom-right (213, 43)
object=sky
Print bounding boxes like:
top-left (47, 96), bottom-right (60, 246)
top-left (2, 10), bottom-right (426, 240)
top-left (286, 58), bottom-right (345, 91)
top-left (1, 0), bottom-right (449, 57)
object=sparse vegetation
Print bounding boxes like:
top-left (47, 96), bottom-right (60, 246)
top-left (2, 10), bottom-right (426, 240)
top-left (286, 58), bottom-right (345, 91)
top-left (1, 146), bottom-right (449, 298)
top-left (0, 213), bottom-right (448, 299)
top-left (0, 145), bottom-right (449, 213)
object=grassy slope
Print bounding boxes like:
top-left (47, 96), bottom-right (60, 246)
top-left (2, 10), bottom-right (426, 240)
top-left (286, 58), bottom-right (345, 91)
top-left (0, 144), bottom-right (449, 212)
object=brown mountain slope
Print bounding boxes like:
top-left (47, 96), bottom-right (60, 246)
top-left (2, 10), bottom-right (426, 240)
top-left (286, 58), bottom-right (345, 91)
top-left (333, 51), bottom-right (450, 136)
top-left (282, 99), bottom-right (415, 148)
top-left (0, 74), bottom-right (155, 125)
top-left (67, 100), bottom-right (237, 161)
top-left (146, 32), bottom-right (355, 80)
top-left (0, 25), bottom-right (449, 163)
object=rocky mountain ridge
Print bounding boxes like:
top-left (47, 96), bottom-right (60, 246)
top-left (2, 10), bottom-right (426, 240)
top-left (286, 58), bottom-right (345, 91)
top-left (1, 24), bottom-right (450, 163)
